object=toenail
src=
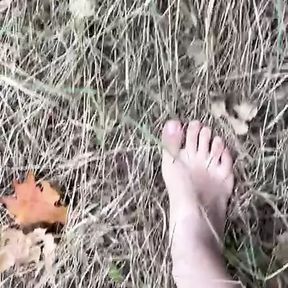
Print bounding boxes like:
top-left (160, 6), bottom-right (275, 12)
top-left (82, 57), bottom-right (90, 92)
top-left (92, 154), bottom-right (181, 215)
top-left (189, 120), bottom-right (200, 128)
top-left (166, 121), bottom-right (181, 135)
top-left (201, 127), bottom-right (211, 135)
top-left (214, 137), bottom-right (222, 145)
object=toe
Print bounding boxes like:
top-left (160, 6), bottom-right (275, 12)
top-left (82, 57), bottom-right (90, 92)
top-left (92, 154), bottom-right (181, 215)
top-left (162, 120), bottom-right (183, 162)
top-left (209, 136), bottom-right (225, 166)
top-left (198, 126), bottom-right (211, 157)
top-left (185, 120), bottom-right (201, 155)
top-left (220, 148), bottom-right (233, 176)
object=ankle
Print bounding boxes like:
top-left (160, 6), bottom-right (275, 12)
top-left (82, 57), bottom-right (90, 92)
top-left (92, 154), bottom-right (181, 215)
top-left (170, 214), bottom-right (221, 258)
top-left (172, 238), bottom-right (226, 287)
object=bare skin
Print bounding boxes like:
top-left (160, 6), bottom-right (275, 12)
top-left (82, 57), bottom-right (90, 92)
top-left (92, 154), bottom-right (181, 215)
top-left (161, 119), bottom-right (239, 288)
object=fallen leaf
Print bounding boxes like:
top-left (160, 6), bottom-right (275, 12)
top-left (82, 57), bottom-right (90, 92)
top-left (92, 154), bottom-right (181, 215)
top-left (0, 172), bottom-right (67, 226)
top-left (228, 116), bottom-right (249, 136)
top-left (210, 100), bottom-right (255, 135)
top-left (180, 1), bottom-right (198, 29)
top-left (187, 39), bottom-right (206, 67)
top-left (27, 246), bottom-right (41, 264)
top-left (274, 232), bottom-right (288, 265)
top-left (0, 0), bottom-right (12, 13)
top-left (0, 228), bottom-right (29, 264)
top-left (69, 0), bottom-right (95, 19)
top-left (233, 102), bottom-right (258, 122)
top-left (0, 227), bottom-right (56, 272)
top-left (28, 227), bottom-right (47, 243)
top-left (210, 101), bottom-right (228, 118)
top-left (0, 228), bottom-right (36, 271)
top-left (42, 233), bottom-right (56, 272)
top-left (275, 83), bottom-right (288, 101)
top-left (0, 250), bottom-right (14, 272)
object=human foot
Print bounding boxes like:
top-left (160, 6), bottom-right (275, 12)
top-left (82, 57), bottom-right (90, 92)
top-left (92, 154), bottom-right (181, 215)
top-left (161, 119), bottom-right (235, 287)
top-left (162, 119), bottom-right (234, 240)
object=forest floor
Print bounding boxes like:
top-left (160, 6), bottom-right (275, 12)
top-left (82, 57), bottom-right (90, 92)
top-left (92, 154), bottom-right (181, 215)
top-left (1, 0), bottom-right (288, 287)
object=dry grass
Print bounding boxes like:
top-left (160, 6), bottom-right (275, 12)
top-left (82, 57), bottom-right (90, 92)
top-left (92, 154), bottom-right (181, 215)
top-left (0, 0), bottom-right (288, 287)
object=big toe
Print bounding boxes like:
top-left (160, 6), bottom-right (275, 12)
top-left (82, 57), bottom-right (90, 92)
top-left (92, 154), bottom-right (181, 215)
top-left (162, 120), bottom-right (183, 162)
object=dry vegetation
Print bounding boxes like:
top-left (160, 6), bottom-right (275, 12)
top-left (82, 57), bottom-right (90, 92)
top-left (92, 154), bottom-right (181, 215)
top-left (0, 0), bottom-right (288, 287)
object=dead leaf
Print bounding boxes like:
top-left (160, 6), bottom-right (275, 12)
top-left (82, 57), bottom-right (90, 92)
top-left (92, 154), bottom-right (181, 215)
top-left (0, 0), bottom-right (12, 13)
top-left (0, 250), bottom-right (14, 272)
top-left (28, 227), bottom-right (47, 243)
top-left (27, 246), bottom-right (41, 264)
top-left (227, 116), bottom-right (249, 136)
top-left (180, 1), bottom-right (198, 29)
top-left (0, 227), bottom-right (56, 272)
top-left (210, 101), bottom-right (228, 118)
top-left (187, 39), bottom-right (206, 67)
top-left (69, 0), bottom-right (95, 19)
top-left (42, 233), bottom-right (57, 272)
top-left (233, 102), bottom-right (258, 122)
top-left (0, 172), bottom-right (67, 226)
top-left (210, 100), bottom-right (255, 135)
top-left (0, 228), bottom-right (36, 271)
top-left (273, 232), bottom-right (288, 267)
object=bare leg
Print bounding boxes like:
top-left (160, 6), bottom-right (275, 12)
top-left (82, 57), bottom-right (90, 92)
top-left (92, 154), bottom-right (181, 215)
top-left (162, 120), bottom-right (238, 288)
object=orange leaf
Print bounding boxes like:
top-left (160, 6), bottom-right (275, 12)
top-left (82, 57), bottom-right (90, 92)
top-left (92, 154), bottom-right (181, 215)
top-left (0, 172), bottom-right (67, 226)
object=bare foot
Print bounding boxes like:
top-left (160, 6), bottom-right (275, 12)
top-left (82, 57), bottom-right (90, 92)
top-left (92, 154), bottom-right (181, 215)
top-left (161, 119), bottom-right (235, 287)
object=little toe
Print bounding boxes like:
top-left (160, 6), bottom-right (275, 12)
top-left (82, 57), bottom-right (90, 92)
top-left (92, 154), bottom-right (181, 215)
top-left (185, 120), bottom-right (201, 155)
top-left (220, 148), bottom-right (233, 176)
top-left (162, 120), bottom-right (183, 162)
top-left (198, 126), bottom-right (212, 158)
top-left (209, 136), bottom-right (225, 167)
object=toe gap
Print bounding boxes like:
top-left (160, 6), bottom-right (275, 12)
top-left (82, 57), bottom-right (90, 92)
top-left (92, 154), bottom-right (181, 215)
top-left (194, 123), bottom-right (205, 151)
top-left (181, 122), bottom-right (188, 149)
